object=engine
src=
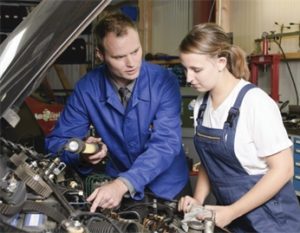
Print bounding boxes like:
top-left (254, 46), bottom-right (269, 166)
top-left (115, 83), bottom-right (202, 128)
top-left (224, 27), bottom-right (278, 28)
top-left (0, 137), bottom-right (217, 233)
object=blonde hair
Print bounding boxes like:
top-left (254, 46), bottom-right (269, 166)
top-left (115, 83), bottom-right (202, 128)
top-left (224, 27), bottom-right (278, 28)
top-left (179, 23), bottom-right (249, 80)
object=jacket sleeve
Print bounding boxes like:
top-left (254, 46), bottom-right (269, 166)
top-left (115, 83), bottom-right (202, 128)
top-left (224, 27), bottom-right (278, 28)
top-left (45, 80), bottom-right (93, 175)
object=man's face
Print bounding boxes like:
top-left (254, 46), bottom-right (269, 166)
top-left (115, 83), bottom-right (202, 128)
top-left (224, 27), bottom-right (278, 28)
top-left (98, 28), bottom-right (143, 85)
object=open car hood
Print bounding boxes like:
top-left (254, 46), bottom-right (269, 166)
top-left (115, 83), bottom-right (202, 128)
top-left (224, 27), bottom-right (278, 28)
top-left (0, 0), bottom-right (112, 126)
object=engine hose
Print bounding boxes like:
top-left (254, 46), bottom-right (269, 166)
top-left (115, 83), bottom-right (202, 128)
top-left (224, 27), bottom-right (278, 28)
top-left (43, 175), bottom-right (75, 216)
top-left (87, 219), bottom-right (141, 233)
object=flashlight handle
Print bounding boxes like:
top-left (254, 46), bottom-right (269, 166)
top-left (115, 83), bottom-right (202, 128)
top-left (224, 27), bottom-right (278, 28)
top-left (82, 143), bottom-right (101, 154)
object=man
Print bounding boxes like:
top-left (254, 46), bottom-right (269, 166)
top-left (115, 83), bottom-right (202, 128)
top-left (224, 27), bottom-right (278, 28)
top-left (45, 12), bottom-right (190, 212)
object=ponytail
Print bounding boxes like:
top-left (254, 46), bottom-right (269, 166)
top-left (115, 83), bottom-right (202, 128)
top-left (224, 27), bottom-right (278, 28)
top-left (225, 45), bottom-right (250, 80)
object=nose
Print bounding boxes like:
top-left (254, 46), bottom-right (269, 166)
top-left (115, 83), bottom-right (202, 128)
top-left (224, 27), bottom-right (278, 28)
top-left (125, 55), bottom-right (134, 67)
top-left (185, 70), bottom-right (193, 84)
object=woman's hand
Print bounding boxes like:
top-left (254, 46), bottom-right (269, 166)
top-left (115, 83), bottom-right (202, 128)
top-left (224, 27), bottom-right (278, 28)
top-left (203, 205), bottom-right (236, 229)
top-left (178, 195), bottom-right (202, 213)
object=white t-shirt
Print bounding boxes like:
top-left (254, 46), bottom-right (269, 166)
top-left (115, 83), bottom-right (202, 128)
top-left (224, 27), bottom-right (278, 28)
top-left (193, 79), bottom-right (292, 175)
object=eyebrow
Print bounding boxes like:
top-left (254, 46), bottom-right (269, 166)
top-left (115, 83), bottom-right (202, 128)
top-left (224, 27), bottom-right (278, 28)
top-left (130, 47), bottom-right (139, 54)
top-left (189, 66), bottom-right (202, 70)
top-left (111, 46), bottom-right (140, 58)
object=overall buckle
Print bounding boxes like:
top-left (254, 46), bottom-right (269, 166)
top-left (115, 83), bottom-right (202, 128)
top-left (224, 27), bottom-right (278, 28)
top-left (225, 107), bottom-right (239, 127)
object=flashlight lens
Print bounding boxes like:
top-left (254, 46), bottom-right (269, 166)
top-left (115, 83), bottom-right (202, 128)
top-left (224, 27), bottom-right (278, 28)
top-left (68, 140), bottom-right (79, 152)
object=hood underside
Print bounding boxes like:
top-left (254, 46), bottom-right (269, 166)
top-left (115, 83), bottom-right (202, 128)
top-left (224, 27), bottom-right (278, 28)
top-left (0, 0), bottom-right (112, 126)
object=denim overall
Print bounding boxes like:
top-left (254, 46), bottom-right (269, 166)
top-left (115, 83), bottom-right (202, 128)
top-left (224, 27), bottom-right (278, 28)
top-left (194, 84), bottom-right (300, 233)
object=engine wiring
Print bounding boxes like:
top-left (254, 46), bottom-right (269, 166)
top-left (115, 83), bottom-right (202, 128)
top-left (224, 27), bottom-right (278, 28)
top-left (2, 137), bottom-right (211, 233)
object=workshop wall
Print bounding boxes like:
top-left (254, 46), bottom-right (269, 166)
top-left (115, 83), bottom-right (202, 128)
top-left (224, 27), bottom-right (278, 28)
top-left (230, 0), bottom-right (299, 54)
top-left (151, 0), bottom-right (193, 55)
top-left (45, 0), bottom-right (300, 105)
top-left (230, 0), bottom-right (300, 105)
top-left (151, 0), bottom-right (300, 105)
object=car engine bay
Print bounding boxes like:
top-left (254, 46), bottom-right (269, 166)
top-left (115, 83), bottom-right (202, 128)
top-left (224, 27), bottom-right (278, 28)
top-left (0, 137), bottom-right (218, 233)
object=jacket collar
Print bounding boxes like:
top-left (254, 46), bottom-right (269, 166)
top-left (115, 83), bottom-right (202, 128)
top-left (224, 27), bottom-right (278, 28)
top-left (100, 62), bottom-right (150, 113)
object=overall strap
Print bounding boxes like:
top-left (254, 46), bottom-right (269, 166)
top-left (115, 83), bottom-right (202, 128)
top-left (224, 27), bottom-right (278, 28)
top-left (225, 83), bottom-right (256, 127)
top-left (197, 92), bottom-right (209, 120)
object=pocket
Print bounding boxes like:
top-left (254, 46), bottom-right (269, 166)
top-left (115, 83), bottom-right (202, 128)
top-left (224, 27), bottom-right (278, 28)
top-left (263, 197), bottom-right (286, 225)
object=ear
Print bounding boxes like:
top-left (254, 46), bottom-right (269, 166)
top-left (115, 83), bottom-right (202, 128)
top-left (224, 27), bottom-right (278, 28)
top-left (95, 48), bottom-right (104, 62)
top-left (217, 56), bottom-right (227, 72)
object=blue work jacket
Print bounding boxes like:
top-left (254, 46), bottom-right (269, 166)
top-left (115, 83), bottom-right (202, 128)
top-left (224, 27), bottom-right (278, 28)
top-left (45, 61), bottom-right (189, 200)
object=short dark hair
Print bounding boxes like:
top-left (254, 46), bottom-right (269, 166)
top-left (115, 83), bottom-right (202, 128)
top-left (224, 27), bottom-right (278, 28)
top-left (94, 12), bottom-right (138, 53)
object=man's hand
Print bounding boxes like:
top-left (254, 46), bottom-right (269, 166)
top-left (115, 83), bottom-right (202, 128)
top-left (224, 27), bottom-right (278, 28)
top-left (80, 137), bottom-right (108, 165)
top-left (87, 179), bottom-right (128, 212)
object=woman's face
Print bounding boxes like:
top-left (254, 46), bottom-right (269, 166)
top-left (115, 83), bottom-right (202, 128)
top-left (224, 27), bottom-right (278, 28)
top-left (180, 52), bottom-right (222, 92)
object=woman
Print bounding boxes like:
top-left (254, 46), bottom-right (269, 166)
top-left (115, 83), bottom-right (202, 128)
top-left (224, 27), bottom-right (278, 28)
top-left (178, 23), bottom-right (300, 233)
